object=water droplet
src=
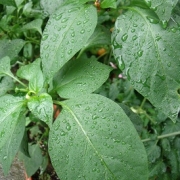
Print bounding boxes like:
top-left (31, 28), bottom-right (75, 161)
top-left (55, 14), bottom-right (62, 20)
top-left (68, 49), bottom-right (72, 54)
top-left (61, 18), bottom-right (68, 23)
top-left (71, 32), bottom-right (75, 37)
top-left (3, 156), bottom-right (7, 160)
top-left (66, 125), bottom-right (71, 131)
top-left (167, 62), bottom-right (171, 67)
top-left (42, 34), bottom-right (48, 41)
top-left (146, 0), bottom-right (151, 7)
top-left (146, 16), bottom-right (159, 24)
top-left (132, 35), bottom-right (138, 41)
top-left (121, 33), bottom-right (128, 42)
top-left (171, 27), bottom-right (177, 33)
top-left (117, 55), bottom-right (125, 70)
top-left (138, 50), bottom-right (143, 57)
top-left (80, 29), bottom-right (85, 34)
top-left (161, 20), bottom-right (168, 29)
top-left (155, 35), bottom-right (161, 41)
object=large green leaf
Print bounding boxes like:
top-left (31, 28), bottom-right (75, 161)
top-left (144, 0), bottom-right (178, 22)
top-left (101, 0), bottom-right (117, 9)
top-left (53, 55), bottom-right (112, 98)
top-left (41, 3), bottom-right (97, 83)
top-left (0, 95), bottom-right (25, 175)
top-left (27, 93), bottom-right (53, 128)
top-left (18, 144), bottom-right (43, 177)
top-left (49, 94), bottom-right (148, 180)
top-left (17, 58), bottom-right (44, 92)
top-left (0, 39), bottom-right (25, 60)
top-left (112, 7), bottom-right (180, 121)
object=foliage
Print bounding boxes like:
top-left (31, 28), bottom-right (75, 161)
top-left (0, 0), bottom-right (180, 179)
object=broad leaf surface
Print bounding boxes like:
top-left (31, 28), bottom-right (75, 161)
top-left (18, 144), bottom-right (43, 177)
top-left (0, 76), bottom-right (14, 96)
top-left (27, 93), bottom-right (53, 128)
top-left (49, 94), bottom-right (148, 180)
top-left (0, 95), bottom-right (25, 175)
top-left (0, 0), bottom-right (16, 6)
top-left (144, 0), bottom-right (178, 22)
top-left (17, 58), bottom-right (43, 92)
top-left (0, 39), bottom-right (25, 60)
top-left (112, 7), bottom-right (180, 121)
top-left (22, 19), bottom-right (43, 35)
top-left (53, 56), bottom-right (112, 98)
top-left (41, 3), bottom-right (97, 83)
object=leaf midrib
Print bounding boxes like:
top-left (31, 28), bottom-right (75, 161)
top-left (61, 101), bottom-right (117, 179)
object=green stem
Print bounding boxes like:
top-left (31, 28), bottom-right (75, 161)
top-left (140, 98), bottom-right (146, 109)
top-left (142, 131), bottom-right (180, 142)
top-left (8, 73), bottom-right (27, 88)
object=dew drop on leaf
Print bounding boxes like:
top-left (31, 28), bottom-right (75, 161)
top-left (161, 20), bottom-right (168, 29)
top-left (121, 33), bottom-right (128, 42)
top-left (146, 16), bottom-right (159, 24)
top-left (138, 50), bottom-right (143, 57)
top-left (80, 29), bottom-right (85, 34)
top-left (117, 55), bottom-right (125, 70)
top-left (42, 34), bottom-right (49, 41)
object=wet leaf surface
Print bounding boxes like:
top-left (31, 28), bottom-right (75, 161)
top-left (49, 94), bottom-right (148, 180)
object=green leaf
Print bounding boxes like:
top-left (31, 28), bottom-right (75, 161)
top-left (0, 39), bottom-right (25, 60)
top-left (18, 144), bottom-right (43, 177)
top-left (49, 94), bottom-right (148, 180)
top-left (162, 120), bottom-right (180, 135)
top-left (19, 130), bottom-right (30, 157)
top-left (79, 25), bottom-right (111, 56)
top-left (0, 56), bottom-right (13, 78)
top-left (145, 141), bottom-right (161, 163)
top-left (0, 95), bottom-right (25, 175)
top-left (22, 19), bottom-right (43, 35)
top-left (119, 103), bottom-right (143, 134)
top-left (144, 0), bottom-right (178, 22)
top-left (101, 0), bottom-right (117, 9)
top-left (40, 0), bottom-right (92, 16)
top-left (17, 58), bottom-right (44, 92)
top-left (27, 93), bottom-right (53, 128)
top-left (0, 76), bottom-right (15, 96)
top-left (0, 0), bottom-right (16, 6)
top-left (53, 55), bottom-right (112, 98)
top-left (41, 3), bottom-right (97, 83)
top-left (149, 160), bottom-right (166, 178)
top-left (112, 7), bottom-right (180, 121)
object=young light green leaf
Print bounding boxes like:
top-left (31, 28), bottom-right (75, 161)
top-left (18, 144), bottom-right (43, 177)
top-left (0, 0), bottom-right (16, 6)
top-left (49, 94), bottom-right (148, 180)
top-left (53, 55), bottom-right (112, 98)
top-left (101, 0), bottom-right (117, 9)
top-left (0, 39), bottom-right (25, 60)
top-left (41, 3), bottom-right (97, 83)
top-left (0, 95), bottom-right (25, 175)
top-left (112, 7), bottom-right (180, 121)
top-left (17, 58), bottom-right (44, 92)
top-left (27, 93), bottom-right (53, 128)
top-left (0, 76), bottom-right (14, 96)
top-left (144, 0), bottom-right (178, 22)
top-left (22, 19), bottom-right (43, 35)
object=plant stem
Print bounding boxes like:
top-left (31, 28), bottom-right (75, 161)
top-left (140, 98), bottom-right (146, 109)
top-left (142, 131), bottom-right (180, 142)
top-left (8, 73), bottom-right (27, 88)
